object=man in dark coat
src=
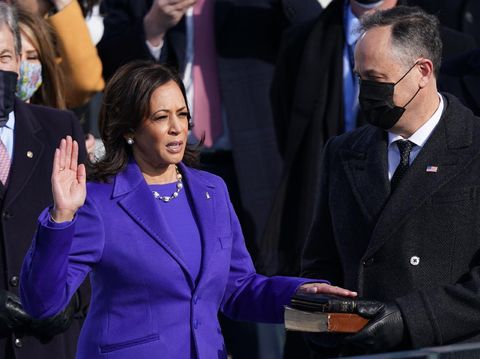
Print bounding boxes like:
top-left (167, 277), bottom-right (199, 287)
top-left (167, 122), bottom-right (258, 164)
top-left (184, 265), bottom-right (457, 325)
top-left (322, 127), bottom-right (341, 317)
top-left (302, 6), bottom-right (480, 356)
top-left (0, 3), bottom-right (87, 358)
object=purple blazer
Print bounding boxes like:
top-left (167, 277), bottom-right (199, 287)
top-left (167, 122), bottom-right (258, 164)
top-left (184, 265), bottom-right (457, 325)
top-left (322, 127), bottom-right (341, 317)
top-left (20, 161), bottom-right (315, 359)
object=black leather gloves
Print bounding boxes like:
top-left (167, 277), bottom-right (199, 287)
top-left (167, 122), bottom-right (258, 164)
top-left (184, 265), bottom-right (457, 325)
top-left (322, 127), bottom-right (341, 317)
top-left (0, 290), bottom-right (31, 336)
top-left (0, 289), bottom-right (76, 342)
top-left (345, 301), bottom-right (405, 353)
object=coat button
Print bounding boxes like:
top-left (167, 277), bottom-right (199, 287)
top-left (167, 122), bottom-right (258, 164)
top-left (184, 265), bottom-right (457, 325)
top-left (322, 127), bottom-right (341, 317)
top-left (193, 320), bottom-right (199, 329)
top-left (410, 256), bottom-right (420, 266)
top-left (362, 257), bottom-right (374, 266)
top-left (193, 295), bottom-right (198, 305)
top-left (14, 338), bottom-right (22, 348)
top-left (9, 275), bottom-right (19, 287)
top-left (2, 211), bottom-right (11, 220)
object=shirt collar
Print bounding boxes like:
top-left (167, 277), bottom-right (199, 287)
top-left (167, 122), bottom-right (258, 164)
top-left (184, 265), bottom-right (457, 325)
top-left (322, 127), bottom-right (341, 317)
top-left (388, 93), bottom-right (444, 148)
top-left (0, 111), bottom-right (15, 131)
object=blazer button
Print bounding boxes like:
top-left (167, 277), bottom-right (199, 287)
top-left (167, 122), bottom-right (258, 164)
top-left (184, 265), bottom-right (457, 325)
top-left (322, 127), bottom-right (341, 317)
top-left (362, 257), bottom-right (374, 266)
top-left (193, 320), bottom-right (199, 329)
top-left (2, 211), bottom-right (11, 220)
top-left (14, 338), bottom-right (22, 348)
top-left (9, 275), bottom-right (19, 287)
top-left (410, 256), bottom-right (420, 266)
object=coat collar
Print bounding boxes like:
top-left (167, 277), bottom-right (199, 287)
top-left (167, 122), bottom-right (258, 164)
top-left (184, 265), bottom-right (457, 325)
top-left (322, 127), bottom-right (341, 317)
top-left (341, 94), bottom-right (479, 257)
top-left (113, 160), bottom-right (217, 288)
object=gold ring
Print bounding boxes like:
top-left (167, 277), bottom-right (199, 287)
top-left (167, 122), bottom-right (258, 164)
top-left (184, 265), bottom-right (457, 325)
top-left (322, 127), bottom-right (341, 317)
top-left (59, 167), bottom-right (65, 171)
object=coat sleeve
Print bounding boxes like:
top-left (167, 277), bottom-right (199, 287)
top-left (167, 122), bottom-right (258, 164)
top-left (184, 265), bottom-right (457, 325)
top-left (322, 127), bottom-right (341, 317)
top-left (20, 197), bottom-right (105, 319)
top-left (47, 0), bottom-right (105, 108)
top-left (396, 269), bottom-right (480, 348)
top-left (218, 179), bottom-right (323, 323)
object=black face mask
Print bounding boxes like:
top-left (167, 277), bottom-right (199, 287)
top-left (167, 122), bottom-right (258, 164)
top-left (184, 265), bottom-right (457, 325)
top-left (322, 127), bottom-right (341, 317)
top-left (0, 70), bottom-right (17, 127)
top-left (358, 62), bottom-right (421, 130)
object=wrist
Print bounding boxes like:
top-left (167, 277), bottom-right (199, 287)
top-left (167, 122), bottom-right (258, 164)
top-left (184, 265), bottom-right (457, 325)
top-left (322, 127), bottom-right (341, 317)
top-left (143, 12), bottom-right (167, 47)
top-left (50, 208), bottom-right (75, 223)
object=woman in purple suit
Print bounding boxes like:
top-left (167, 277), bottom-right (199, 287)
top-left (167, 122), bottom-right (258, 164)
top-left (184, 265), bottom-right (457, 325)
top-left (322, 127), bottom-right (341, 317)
top-left (19, 61), bottom-right (355, 359)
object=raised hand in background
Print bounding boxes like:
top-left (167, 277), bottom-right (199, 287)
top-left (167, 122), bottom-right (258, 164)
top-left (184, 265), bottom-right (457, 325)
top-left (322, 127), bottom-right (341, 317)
top-left (144, 0), bottom-right (197, 47)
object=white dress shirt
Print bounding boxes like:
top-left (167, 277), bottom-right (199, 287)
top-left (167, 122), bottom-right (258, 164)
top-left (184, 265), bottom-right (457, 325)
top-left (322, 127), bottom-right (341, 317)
top-left (387, 94), bottom-right (444, 180)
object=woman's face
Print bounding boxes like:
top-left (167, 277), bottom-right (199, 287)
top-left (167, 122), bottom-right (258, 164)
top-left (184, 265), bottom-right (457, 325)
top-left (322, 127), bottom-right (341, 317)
top-left (131, 80), bottom-right (189, 172)
top-left (20, 32), bottom-right (40, 65)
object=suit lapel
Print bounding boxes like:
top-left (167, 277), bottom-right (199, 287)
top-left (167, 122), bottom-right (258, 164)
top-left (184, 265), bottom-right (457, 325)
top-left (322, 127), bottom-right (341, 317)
top-left (366, 95), bottom-right (479, 257)
top-left (115, 161), bottom-right (195, 288)
top-left (4, 100), bottom-right (44, 208)
top-left (341, 127), bottom-right (390, 224)
top-left (179, 164), bottom-right (217, 280)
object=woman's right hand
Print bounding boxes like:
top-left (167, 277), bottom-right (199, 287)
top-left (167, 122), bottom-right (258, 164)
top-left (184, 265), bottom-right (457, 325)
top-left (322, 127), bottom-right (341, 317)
top-left (50, 136), bottom-right (86, 222)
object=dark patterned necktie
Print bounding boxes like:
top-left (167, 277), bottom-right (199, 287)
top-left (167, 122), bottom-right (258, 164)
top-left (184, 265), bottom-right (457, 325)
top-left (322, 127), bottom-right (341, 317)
top-left (391, 140), bottom-right (415, 192)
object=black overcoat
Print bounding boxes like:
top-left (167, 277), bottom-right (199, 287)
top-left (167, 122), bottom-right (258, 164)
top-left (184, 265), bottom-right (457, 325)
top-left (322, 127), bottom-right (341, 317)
top-left (302, 93), bottom-right (480, 351)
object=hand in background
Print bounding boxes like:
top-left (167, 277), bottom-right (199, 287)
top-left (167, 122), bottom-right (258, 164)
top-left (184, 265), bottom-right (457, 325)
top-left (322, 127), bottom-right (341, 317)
top-left (344, 301), bottom-right (405, 353)
top-left (50, 136), bottom-right (86, 222)
top-left (144, 0), bottom-right (197, 46)
top-left (85, 133), bottom-right (96, 160)
top-left (297, 283), bottom-right (357, 297)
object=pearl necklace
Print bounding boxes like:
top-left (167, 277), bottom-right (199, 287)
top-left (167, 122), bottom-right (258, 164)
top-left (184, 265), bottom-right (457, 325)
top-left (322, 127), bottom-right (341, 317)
top-left (152, 166), bottom-right (183, 203)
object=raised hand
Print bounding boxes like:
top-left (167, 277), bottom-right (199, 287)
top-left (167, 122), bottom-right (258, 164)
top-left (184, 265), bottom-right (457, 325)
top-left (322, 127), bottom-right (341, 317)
top-left (50, 136), bottom-right (86, 222)
top-left (144, 0), bottom-right (197, 46)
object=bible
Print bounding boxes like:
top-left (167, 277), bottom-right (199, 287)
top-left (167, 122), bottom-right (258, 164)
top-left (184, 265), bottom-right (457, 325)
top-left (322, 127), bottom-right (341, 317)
top-left (284, 294), bottom-right (369, 333)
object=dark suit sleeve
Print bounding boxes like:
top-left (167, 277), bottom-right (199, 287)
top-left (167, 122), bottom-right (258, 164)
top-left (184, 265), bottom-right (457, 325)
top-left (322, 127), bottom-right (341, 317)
top-left (97, 0), bottom-right (154, 80)
top-left (300, 137), bottom-right (344, 285)
top-left (396, 269), bottom-right (480, 348)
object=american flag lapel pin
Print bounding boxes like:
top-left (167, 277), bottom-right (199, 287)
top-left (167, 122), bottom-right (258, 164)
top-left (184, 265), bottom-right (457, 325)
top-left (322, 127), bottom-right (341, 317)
top-left (426, 165), bottom-right (438, 173)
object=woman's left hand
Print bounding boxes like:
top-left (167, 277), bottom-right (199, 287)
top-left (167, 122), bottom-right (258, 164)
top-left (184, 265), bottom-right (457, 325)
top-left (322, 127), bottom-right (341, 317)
top-left (297, 283), bottom-right (357, 297)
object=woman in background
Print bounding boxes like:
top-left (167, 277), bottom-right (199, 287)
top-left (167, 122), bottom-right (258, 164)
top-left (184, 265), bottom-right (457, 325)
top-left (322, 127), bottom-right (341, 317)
top-left (16, 7), bottom-right (96, 152)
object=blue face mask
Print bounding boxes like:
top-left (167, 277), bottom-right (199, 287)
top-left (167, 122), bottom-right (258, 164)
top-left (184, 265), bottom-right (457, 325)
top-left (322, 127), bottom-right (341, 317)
top-left (16, 61), bottom-right (43, 102)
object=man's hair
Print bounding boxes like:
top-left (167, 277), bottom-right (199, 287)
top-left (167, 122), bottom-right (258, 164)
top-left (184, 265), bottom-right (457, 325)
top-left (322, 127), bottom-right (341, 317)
top-left (0, 3), bottom-right (21, 56)
top-left (359, 6), bottom-right (442, 77)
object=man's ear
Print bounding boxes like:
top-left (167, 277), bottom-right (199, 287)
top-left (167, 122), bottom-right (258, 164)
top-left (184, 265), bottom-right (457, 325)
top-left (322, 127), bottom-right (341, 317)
top-left (417, 59), bottom-right (434, 88)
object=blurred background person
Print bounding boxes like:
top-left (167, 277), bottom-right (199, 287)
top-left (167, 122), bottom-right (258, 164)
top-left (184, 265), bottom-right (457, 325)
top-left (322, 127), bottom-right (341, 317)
top-left (96, 1), bottom-right (323, 358)
top-left (0, 3), bottom-right (88, 359)
top-left (14, 6), bottom-right (101, 154)
top-left (11, 0), bottom-right (104, 109)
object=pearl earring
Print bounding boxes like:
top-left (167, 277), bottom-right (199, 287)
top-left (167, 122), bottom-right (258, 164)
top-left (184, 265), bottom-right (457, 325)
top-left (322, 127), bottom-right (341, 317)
top-left (126, 137), bottom-right (134, 145)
